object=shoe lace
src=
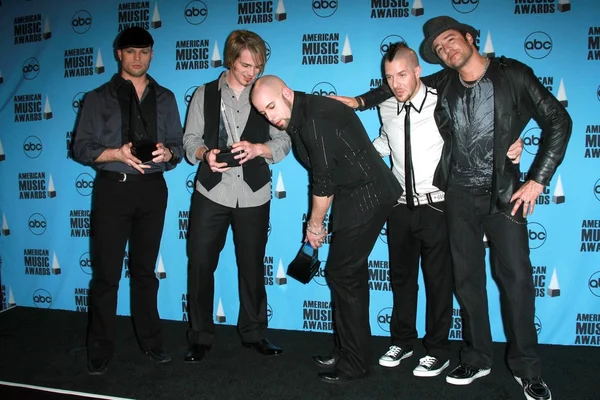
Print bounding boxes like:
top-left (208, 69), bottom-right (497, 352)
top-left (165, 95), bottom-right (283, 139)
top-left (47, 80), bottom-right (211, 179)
top-left (419, 356), bottom-right (437, 368)
top-left (385, 346), bottom-right (402, 357)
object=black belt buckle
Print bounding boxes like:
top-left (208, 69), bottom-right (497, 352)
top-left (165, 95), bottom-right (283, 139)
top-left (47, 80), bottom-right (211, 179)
top-left (118, 173), bottom-right (127, 182)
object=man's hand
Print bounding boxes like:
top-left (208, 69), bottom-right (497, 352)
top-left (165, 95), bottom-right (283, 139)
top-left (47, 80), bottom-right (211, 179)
top-left (116, 142), bottom-right (150, 174)
top-left (327, 95), bottom-right (359, 109)
top-left (507, 138), bottom-right (524, 164)
top-left (231, 140), bottom-right (266, 164)
top-left (305, 221), bottom-right (328, 249)
top-left (204, 148), bottom-right (231, 173)
top-left (152, 143), bottom-right (173, 164)
top-left (510, 180), bottom-right (544, 217)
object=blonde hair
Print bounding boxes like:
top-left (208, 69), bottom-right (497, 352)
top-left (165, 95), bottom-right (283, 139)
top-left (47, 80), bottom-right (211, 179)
top-left (224, 30), bottom-right (267, 74)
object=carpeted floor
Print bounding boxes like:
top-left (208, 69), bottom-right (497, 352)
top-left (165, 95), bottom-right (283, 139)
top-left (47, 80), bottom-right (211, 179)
top-left (0, 307), bottom-right (598, 400)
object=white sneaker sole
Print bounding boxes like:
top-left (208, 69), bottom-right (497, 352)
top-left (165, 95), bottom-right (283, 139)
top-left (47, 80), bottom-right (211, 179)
top-left (514, 377), bottom-right (552, 400)
top-left (378, 350), bottom-right (413, 367)
top-left (413, 359), bottom-right (450, 377)
top-left (446, 368), bottom-right (491, 385)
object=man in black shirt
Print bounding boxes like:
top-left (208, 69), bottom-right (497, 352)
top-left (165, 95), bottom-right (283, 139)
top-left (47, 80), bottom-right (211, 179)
top-left (251, 75), bottom-right (402, 384)
top-left (73, 27), bottom-right (184, 375)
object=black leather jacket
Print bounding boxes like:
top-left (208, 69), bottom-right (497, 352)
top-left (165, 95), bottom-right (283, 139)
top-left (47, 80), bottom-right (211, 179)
top-left (360, 56), bottom-right (572, 213)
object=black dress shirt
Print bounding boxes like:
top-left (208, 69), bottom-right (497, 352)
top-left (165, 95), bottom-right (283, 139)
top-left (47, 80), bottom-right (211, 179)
top-left (286, 92), bottom-right (401, 231)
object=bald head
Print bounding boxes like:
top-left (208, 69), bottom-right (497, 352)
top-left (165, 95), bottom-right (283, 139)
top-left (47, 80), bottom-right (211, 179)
top-left (252, 75), bottom-right (294, 130)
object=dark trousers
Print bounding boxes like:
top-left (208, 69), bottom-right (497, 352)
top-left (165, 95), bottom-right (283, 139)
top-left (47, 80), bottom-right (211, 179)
top-left (387, 202), bottom-right (453, 360)
top-left (326, 202), bottom-right (394, 377)
top-left (445, 185), bottom-right (541, 378)
top-left (87, 173), bottom-right (167, 360)
top-left (187, 192), bottom-right (270, 345)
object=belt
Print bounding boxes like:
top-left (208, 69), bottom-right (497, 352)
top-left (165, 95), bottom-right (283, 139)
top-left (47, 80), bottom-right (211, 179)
top-left (398, 190), bottom-right (445, 206)
top-left (97, 170), bottom-right (163, 183)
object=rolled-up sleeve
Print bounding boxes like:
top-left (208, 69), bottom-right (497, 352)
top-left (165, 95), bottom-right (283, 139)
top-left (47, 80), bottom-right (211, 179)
top-left (304, 118), bottom-right (337, 197)
top-left (72, 91), bottom-right (106, 165)
top-left (264, 125), bottom-right (291, 164)
top-left (183, 86), bottom-right (207, 165)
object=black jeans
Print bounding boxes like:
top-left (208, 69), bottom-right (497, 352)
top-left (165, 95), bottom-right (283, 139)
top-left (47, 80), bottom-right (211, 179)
top-left (445, 185), bottom-right (541, 378)
top-left (387, 201), bottom-right (453, 361)
top-left (87, 173), bottom-right (167, 360)
top-left (186, 192), bottom-right (270, 345)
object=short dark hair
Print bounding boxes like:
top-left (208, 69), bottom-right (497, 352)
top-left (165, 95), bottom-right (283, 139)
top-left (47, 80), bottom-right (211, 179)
top-left (384, 41), bottom-right (410, 62)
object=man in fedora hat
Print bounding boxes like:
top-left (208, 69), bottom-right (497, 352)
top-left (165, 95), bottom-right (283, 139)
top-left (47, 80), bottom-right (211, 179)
top-left (73, 26), bottom-right (184, 375)
top-left (331, 15), bottom-right (571, 400)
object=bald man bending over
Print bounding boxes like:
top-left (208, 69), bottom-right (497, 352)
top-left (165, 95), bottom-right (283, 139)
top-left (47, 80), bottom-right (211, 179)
top-left (252, 75), bottom-right (402, 384)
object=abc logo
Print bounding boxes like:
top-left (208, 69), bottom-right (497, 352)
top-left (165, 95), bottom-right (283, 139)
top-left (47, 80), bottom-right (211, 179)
top-left (268, 221), bottom-right (272, 237)
top-left (184, 86), bottom-right (199, 106)
top-left (312, 0), bottom-right (338, 18)
top-left (524, 32), bottom-right (552, 59)
top-left (311, 82), bottom-right (337, 97)
top-left (521, 127), bottom-right (542, 155)
top-left (72, 92), bottom-right (86, 114)
top-left (313, 263), bottom-right (328, 286)
top-left (534, 315), bottom-right (542, 335)
top-left (23, 136), bottom-right (43, 159)
top-left (267, 303), bottom-right (273, 322)
top-left (75, 172), bottom-right (95, 196)
top-left (28, 213), bottom-right (47, 235)
top-left (71, 10), bottom-right (92, 34)
top-left (184, 0), bottom-right (208, 25)
top-left (22, 57), bottom-right (40, 80)
top-left (186, 172), bottom-right (195, 194)
top-left (588, 271), bottom-right (600, 297)
top-left (379, 224), bottom-right (388, 245)
top-left (265, 40), bottom-right (272, 62)
top-left (376, 307), bottom-right (393, 332)
top-left (451, 0), bottom-right (479, 14)
top-left (79, 252), bottom-right (93, 275)
top-left (594, 178), bottom-right (600, 202)
top-left (527, 221), bottom-right (547, 249)
top-left (33, 288), bottom-right (52, 309)
top-left (380, 34), bottom-right (406, 56)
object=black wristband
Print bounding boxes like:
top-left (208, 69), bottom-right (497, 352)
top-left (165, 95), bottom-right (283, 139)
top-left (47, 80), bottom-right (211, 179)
top-left (202, 149), bottom-right (210, 163)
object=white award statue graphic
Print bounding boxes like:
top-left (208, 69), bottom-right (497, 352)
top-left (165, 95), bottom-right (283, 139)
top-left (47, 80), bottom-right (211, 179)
top-left (557, 78), bottom-right (568, 107)
top-left (95, 49), bottom-right (105, 74)
top-left (43, 16), bottom-right (51, 40)
top-left (341, 34), bottom-right (353, 63)
top-left (548, 268), bottom-right (561, 297)
top-left (52, 251), bottom-right (62, 275)
top-left (411, 0), bottom-right (424, 16)
top-left (558, 0), bottom-right (571, 12)
top-left (151, 3), bottom-right (162, 28)
top-left (156, 254), bottom-right (167, 279)
top-left (8, 287), bottom-right (17, 308)
top-left (216, 298), bottom-right (226, 323)
top-left (0, 138), bottom-right (5, 161)
top-left (275, 259), bottom-right (287, 285)
top-left (44, 95), bottom-right (52, 119)
top-left (483, 31), bottom-right (495, 58)
top-left (483, 232), bottom-right (489, 249)
top-left (2, 212), bottom-right (10, 236)
top-left (275, 171), bottom-right (286, 199)
top-left (48, 174), bottom-right (56, 198)
top-left (552, 174), bottom-right (565, 204)
top-left (211, 40), bottom-right (222, 68)
top-left (275, 0), bottom-right (287, 22)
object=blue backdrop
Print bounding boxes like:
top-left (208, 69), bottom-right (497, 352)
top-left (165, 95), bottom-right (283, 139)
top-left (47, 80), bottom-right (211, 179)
top-left (0, 0), bottom-right (599, 347)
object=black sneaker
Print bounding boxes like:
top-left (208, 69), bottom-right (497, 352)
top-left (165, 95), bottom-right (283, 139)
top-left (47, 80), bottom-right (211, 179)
top-left (145, 347), bottom-right (172, 364)
top-left (514, 376), bottom-right (552, 400)
top-left (413, 356), bottom-right (450, 377)
top-left (378, 345), bottom-right (413, 367)
top-left (87, 357), bottom-right (109, 376)
top-left (446, 364), bottom-right (491, 385)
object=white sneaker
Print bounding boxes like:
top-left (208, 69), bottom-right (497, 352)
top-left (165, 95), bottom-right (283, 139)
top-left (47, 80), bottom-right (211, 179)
top-left (413, 356), bottom-right (450, 377)
top-left (378, 345), bottom-right (413, 368)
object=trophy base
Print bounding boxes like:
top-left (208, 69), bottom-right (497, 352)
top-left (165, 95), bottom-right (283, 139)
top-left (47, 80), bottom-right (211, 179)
top-left (132, 141), bottom-right (157, 163)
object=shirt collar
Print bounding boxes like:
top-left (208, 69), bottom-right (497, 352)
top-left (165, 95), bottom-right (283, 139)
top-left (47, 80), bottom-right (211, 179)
top-left (286, 91), bottom-right (306, 134)
top-left (398, 81), bottom-right (427, 114)
top-left (109, 73), bottom-right (157, 91)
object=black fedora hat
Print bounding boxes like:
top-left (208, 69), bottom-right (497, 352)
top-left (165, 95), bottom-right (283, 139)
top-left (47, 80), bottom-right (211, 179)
top-left (116, 27), bottom-right (154, 49)
top-left (419, 16), bottom-right (478, 64)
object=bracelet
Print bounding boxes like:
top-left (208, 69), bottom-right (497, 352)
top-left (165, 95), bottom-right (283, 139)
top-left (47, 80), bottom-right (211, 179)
top-left (202, 148), bottom-right (210, 163)
top-left (306, 222), bottom-right (326, 236)
top-left (354, 96), bottom-right (364, 109)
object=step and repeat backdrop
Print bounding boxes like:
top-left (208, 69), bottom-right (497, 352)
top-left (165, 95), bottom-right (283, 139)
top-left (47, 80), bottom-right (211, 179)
top-left (0, 0), bottom-right (598, 346)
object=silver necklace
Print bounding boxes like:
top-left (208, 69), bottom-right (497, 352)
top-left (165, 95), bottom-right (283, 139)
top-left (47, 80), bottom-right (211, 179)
top-left (459, 58), bottom-right (490, 89)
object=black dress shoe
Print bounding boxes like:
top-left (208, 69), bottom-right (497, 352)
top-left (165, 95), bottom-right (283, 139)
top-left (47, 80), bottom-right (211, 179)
top-left (312, 354), bottom-right (338, 369)
top-left (242, 338), bottom-right (283, 356)
top-left (87, 357), bottom-right (109, 376)
top-left (145, 347), bottom-right (172, 364)
top-left (318, 370), bottom-right (364, 384)
top-left (184, 344), bottom-right (211, 363)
